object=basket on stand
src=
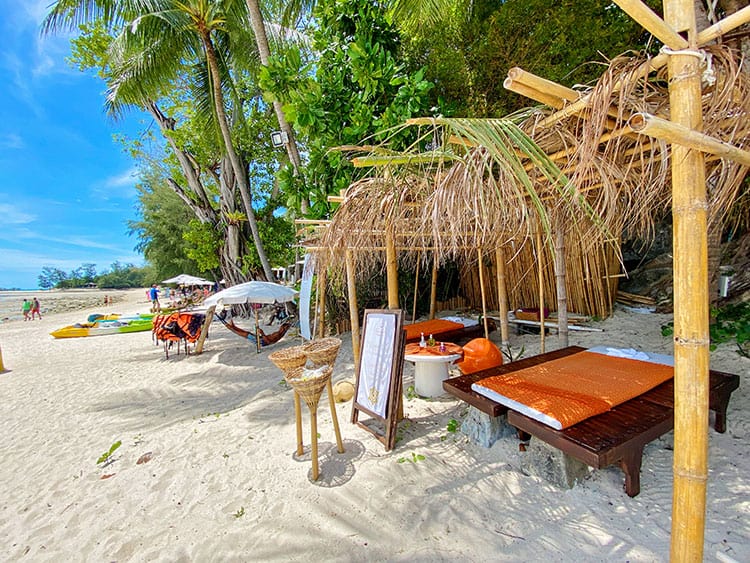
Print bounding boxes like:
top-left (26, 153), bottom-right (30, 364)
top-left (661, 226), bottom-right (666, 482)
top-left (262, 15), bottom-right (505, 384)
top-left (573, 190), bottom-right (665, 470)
top-left (285, 366), bottom-right (333, 409)
top-left (268, 345), bottom-right (308, 458)
top-left (302, 337), bottom-right (342, 368)
top-left (268, 345), bottom-right (308, 373)
top-left (285, 365), bottom-right (343, 481)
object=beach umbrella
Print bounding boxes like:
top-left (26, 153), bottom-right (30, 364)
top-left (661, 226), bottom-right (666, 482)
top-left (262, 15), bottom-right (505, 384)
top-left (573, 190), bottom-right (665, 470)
top-left (204, 281), bottom-right (297, 307)
top-left (162, 274), bottom-right (214, 286)
top-left (204, 281), bottom-right (297, 353)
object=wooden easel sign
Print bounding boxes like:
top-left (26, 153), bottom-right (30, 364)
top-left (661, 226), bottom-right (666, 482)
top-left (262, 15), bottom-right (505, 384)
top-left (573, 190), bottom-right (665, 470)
top-left (351, 309), bottom-right (404, 451)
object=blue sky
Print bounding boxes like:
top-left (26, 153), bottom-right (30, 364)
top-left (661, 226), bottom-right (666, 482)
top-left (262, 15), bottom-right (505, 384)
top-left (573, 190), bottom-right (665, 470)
top-left (0, 0), bottom-right (147, 289)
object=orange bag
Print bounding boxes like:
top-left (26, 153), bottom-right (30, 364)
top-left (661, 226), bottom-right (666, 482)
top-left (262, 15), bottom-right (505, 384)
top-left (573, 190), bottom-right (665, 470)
top-left (457, 338), bottom-right (503, 375)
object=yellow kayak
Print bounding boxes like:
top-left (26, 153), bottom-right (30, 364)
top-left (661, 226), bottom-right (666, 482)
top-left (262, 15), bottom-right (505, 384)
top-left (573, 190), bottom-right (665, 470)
top-left (51, 318), bottom-right (153, 339)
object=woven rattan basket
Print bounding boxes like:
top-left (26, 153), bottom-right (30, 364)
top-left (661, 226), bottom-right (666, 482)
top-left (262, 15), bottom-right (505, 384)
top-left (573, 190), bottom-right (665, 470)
top-left (285, 366), bottom-right (333, 408)
top-left (268, 345), bottom-right (308, 374)
top-left (302, 337), bottom-right (342, 368)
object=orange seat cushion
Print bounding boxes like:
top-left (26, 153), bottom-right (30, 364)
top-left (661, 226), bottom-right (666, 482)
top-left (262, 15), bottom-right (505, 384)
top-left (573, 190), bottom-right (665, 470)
top-left (457, 338), bottom-right (504, 375)
top-left (473, 351), bottom-right (674, 429)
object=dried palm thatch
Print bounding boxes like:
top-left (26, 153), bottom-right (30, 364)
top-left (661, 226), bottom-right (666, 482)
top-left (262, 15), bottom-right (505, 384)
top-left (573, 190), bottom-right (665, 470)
top-left (307, 44), bottom-right (749, 320)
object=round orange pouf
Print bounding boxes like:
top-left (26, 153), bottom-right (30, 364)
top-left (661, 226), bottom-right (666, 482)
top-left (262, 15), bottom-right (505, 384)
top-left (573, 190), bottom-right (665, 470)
top-left (457, 338), bottom-right (504, 375)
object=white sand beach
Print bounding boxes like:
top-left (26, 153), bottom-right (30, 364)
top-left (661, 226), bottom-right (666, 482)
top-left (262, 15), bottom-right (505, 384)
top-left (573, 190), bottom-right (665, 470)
top-left (0, 288), bottom-right (747, 561)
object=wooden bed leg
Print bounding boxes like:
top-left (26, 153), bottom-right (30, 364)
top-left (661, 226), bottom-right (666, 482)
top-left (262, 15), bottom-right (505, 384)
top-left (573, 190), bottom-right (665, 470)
top-left (619, 446), bottom-right (644, 497)
top-left (713, 397), bottom-right (730, 434)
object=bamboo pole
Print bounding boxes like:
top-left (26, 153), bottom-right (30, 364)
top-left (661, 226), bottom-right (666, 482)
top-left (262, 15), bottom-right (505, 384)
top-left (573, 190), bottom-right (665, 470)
top-left (316, 267), bottom-right (327, 339)
top-left (538, 6), bottom-right (749, 130)
top-left (506, 67), bottom-right (580, 102)
top-left (664, 1), bottom-right (710, 559)
top-left (613, 0), bottom-right (689, 49)
top-left (495, 247), bottom-right (510, 346)
top-left (385, 228), bottom-right (399, 309)
top-left (429, 257), bottom-right (438, 319)
top-left (412, 251), bottom-right (421, 322)
top-left (536, 227), bottom-right (546, 354)
top-left (629, 112), bottom-right (750, 167)
top-left (553, 224), bottom-right (569, 348)
top-left (503, 78), bottom-right (568, 109)
top-left (477, 249), bottom-right (489, 338)
top-left (345, 249), bottom-right (361, 369)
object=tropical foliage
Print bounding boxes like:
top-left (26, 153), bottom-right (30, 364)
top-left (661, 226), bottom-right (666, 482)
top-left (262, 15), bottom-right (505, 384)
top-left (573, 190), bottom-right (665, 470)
top-left (43, 0), bottom-right (699, 288)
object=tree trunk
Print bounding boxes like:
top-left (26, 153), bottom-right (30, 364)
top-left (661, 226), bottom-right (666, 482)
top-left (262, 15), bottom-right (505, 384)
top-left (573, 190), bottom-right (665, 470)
top-left (201, 32), bottom-right (275, 282)
top-left (244, 0), bottom-right (309, 213)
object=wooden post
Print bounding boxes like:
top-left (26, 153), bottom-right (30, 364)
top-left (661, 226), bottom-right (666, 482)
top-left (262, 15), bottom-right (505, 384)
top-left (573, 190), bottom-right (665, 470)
top-left (316, 267), bottom-right (327, 339)
top-left (554, 223), bottom-right (569, 348)
top-left (385, 228), bottom-right (399, 309)
top-left (429, 257), bottom-right (438, 319)
top-left (194, 305), bottom-right (215, 355)
top-left (412, 252), bottom-right (421, 323)
top-left (345, 249), bottom-right (361, 369)
top-left (477, 248), bottom-right (489, 338)
top-left (254, 307), bottom-right (261, 353)
top-left (536, 227), bottom-right (546, 354)
top-left (664, 1), bottom-right (710, 560)
top-left (495, 247), bottom-right (510, 346)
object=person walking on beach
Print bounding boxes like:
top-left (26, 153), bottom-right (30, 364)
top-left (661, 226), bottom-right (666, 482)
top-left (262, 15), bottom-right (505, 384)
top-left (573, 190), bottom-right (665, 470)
top-left (149, 285), bottom-right (161, 313)
top-left (22, 299), bottom-right (32, 321)
top-left (31, 297), bottom-right (42, 320)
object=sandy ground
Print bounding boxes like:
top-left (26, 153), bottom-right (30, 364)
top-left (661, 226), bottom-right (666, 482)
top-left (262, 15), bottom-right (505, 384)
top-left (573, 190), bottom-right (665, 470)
top-left (0, 288), bottom-right (747, 561)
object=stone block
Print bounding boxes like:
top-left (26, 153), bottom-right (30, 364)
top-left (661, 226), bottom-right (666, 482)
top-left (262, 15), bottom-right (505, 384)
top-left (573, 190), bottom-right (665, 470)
top-left (521, 437), bottom-right (591, 489)
top-left (460, 406), bottom-right (514, 448)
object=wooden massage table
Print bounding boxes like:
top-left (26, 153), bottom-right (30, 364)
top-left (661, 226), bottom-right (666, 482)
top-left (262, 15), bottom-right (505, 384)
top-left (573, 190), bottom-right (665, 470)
top-left (404, 317), bottom-right (496, 345)
top-left (443, 346), bottom-right (740, 497)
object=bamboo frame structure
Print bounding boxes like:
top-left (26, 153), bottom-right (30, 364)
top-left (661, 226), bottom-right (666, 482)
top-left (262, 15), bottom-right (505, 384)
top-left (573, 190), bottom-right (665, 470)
top-left (664, 1), bottom-right (710, 558)
top-left (629, 113), bottom-right (750, 167)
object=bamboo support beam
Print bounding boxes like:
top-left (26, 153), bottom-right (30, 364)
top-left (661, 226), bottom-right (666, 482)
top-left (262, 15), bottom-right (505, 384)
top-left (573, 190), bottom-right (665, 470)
top-left (316, 267), bottom-right (327, 339)
top-left (553, 225), bottom-right (569, 348)
top-left (385, 229), bottom-right (399, 309)
top-left (477, 249), bottom-right (489, 338)
top-left (412, 252), bottom-right (421, 323)
top-left (536, 227), bottom-right (546, 354)
top-left (345, 250), bottom-right (361, 370)
top-left (506, 67), bottom-right (580, 102)
top-left (613, 0), bottom-right (689, 49)
top-left (495, 247), bottom-right (510, 346)
top-left (665, 1), bottom-right (710, 559)
top-left (503, 78), bottom-right (568, 109)
top-left (429, 258), bottom-right (438, 319)
top-left (629, 112), bottom-right (750, 167)
top-left (698, 5), bottom-right (750, 44)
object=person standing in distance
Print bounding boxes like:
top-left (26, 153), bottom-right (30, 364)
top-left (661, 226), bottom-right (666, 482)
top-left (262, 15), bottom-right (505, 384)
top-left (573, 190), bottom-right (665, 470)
top-left (149, 284), bottom-right (161, 313)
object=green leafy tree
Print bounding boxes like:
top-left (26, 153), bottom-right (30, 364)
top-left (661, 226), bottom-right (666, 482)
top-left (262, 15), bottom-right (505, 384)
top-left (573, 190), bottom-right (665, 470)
top-left (43, 0), bottom-right (276, 281)
top-left (398, 0), bottom-right (661, 117)
top-left (260, 0), bottom-right (434, 216)
top-left (38, 267), bottom-right (69, 289)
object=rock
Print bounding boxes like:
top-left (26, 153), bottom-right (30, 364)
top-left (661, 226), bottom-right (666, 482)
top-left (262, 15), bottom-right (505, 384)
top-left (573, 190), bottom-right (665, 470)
top-left (460, 406), bottom-right (515, 448)
top-left (520, 437), bottom-right (591, 489)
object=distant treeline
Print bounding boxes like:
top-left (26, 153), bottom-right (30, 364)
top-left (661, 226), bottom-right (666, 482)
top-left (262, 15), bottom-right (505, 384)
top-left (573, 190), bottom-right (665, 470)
top-left (38, 262), bottom-right (154, 290)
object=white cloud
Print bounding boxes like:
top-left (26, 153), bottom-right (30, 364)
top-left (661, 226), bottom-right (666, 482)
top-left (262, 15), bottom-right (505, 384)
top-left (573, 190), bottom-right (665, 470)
top-left (0, 203), bottom-right (35, 224)
top-left (0, 133), bottom-right (24, 149)
top-left (92, 166), bottom-right (140, 200)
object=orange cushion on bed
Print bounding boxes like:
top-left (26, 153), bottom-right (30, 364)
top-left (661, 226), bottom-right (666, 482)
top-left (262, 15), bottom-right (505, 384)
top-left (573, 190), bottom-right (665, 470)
top-left (475, 351), bottom-right (674, 429)
top-left (404, 319), bottom-right (464, 341)
top-left (457, 338), bottom-right (504, 375)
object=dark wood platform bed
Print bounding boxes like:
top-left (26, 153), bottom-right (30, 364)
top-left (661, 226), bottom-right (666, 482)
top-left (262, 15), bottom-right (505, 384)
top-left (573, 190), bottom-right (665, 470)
top-left (443, 346), bottom-right (740, 497)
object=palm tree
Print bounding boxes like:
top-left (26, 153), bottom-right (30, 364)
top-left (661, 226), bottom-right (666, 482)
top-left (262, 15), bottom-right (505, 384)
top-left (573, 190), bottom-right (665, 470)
top-left (43, 0), bottom-right (276, 281)
top-left (244, 0), bottom-right (308, 212)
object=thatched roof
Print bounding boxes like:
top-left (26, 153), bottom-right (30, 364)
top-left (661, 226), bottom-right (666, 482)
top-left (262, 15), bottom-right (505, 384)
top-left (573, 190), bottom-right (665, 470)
top-left (306, 44), bottom-right (749, 282)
